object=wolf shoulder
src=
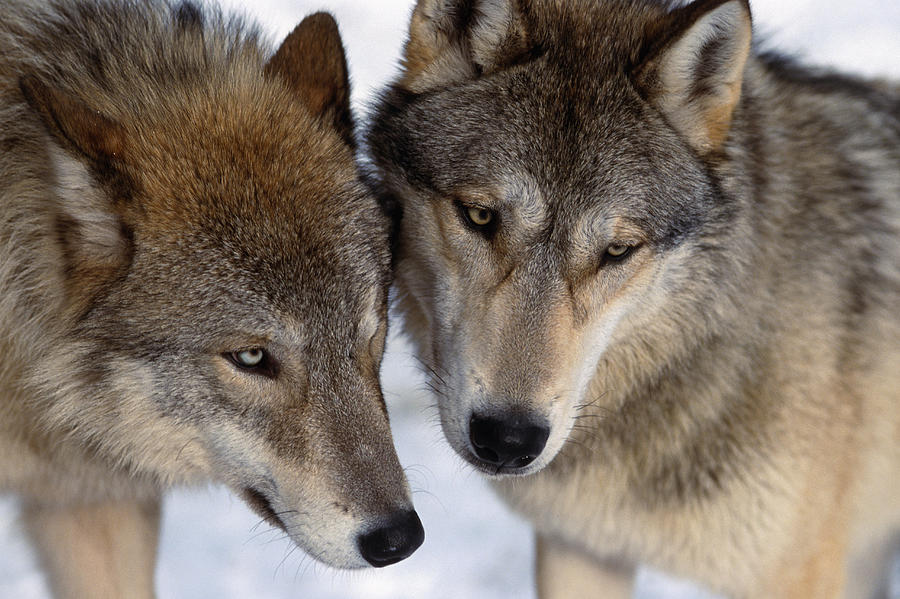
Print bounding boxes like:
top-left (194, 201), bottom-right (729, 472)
top-left (744, 52), bottom-right (900, 183)
top-left (739, 52), bottom-right (900, 300)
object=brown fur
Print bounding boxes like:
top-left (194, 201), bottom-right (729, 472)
top-left (1, 1), bottom-right (421, 596)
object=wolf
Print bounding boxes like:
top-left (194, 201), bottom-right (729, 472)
top-left (0, 1), bottom-right (424, 597)
top-left (367, 0), bottom-right (900, 596)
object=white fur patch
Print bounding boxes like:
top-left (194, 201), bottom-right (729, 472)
top-left (504, 173), bottom-right (546, 232)
top-left (470, 0), bottom-right (517, 69)
top-left (49, 145), bottom-right (124, 259)
top-left (358, 285), bottom-right (382, 343)
top-left (406, 0), bottom-right (522, 92)
top-left (534, 302), bottom-right (630, 472)
top-left (662, 2), bottom-right (750, 88)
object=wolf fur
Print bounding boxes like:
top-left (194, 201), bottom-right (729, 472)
top-left (367, 0), bottom-right (900, 597)
top-left (0, 1), bottom-right (423, 597)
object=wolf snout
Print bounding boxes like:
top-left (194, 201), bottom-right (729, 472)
top-left (356, 509), bottom-right (425, 567)
top-left (468, 413), bottom-right (550, 471)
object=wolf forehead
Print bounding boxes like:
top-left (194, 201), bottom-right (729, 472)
top-left (135, 177), bottom-right (388, 315)
top-left (97, 94), bottom-right (387, 290)
top-left (370, 0), bottom-right (728, 244)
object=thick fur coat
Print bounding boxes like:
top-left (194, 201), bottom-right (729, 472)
top-left (0, 1), bottom-right (422, 597)
top-left (368, 0), bottom-right (900, 596)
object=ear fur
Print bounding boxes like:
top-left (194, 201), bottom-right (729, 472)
top-left (265, 12), bottom-right (355, 148)
top-left (20, 76), bottom-right (132, 305)
top-left (49, 145), bottom-right (132, 296)
top-left (401, 0), bottom-right (530, 93)
top-left (634, 0), bottom-right (752, 155)
top-left (20, 75), bottom-right (127, 164)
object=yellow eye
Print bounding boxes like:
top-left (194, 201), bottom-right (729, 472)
top-left (606, 245), bottom-right (632, 259)
top-left (466, 206), bottom-right (493, 227)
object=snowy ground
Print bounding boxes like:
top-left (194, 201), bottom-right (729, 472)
top-left (2, 1), bottom-right (899, 598)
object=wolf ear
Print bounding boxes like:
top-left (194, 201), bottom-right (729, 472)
top-left (400, 0), bottom-right (531, 93)
top-left (265, 12), bottom-right (355, 148)
top-left (20, 76), bottom-right (132, 301)
top-left (634, 0), bottom-right (752, 155)
top-left (20, 75), bottom-right (128, 164)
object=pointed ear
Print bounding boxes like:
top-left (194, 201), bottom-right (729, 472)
top-left (400, 0), bottom-right (531, 93)
top-left (634, 0), bottom-right (752, 155)
top-left (20, 77), bottom-right (132, 306)
top-left (265, 12), bottom-right (355, 148)
top-left (19, 75), bottom-right (128, 164)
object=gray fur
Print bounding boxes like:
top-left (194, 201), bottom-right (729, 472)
top-left (368, 0), bottom-right (900, 596)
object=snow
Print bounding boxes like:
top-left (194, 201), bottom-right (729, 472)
top-left (2, 1), bottom-right (899, 598)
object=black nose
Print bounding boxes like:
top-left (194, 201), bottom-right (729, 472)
top-left (469, 413), bottom-right (550, 469)
top-left (357, 510), bottom-right (425, 567)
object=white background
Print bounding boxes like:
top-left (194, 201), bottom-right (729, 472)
top-left (2, 1), bottom-right (899, 598)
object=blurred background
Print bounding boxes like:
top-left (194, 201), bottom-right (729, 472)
top-left (1, 1), bottom-right (898, 597)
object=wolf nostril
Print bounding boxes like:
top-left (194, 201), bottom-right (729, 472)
top-left (474, 443), bottom-right (500, 464)
top-left (357, 510), bottom-right (425, 567)
top-left (469, 413), bottom-right (550, 469)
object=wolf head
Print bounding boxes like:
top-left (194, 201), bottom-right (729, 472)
top-left (369, 0), bottom-right (753, 476)
top-left (18, 9), bottom-right (422, 568)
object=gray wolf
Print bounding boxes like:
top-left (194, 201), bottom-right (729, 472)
top-left (367, 0), bottom-right (900, 596)
top-left (0, 1), bottom-right (423, 597)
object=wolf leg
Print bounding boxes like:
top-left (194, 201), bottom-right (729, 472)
top-left (536, 534), bottom-right (634, 599)
top-left (22, 497), bottom-right (161, 599)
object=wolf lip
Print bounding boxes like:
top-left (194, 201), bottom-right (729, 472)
top-left (240, 486), bottom-right (287, 532)
top-left (465, 453), bottom-right (542, 477)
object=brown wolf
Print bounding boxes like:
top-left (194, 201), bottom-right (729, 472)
top-left (0, 1), bottom-right (423, 597)
top-left (367, 0), bottom-right (900, 596)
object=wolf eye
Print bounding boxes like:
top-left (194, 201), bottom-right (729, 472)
top-left (456, 201), bottom-right (498, 237)
top-left (602, 244), bottom-right (636, 265)
top-left (466, 206), bottom-right (493, 227)
top-left (224, 348), bottom-right (277, 378)
top-left (235, 349), bottom-right (264, 366)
